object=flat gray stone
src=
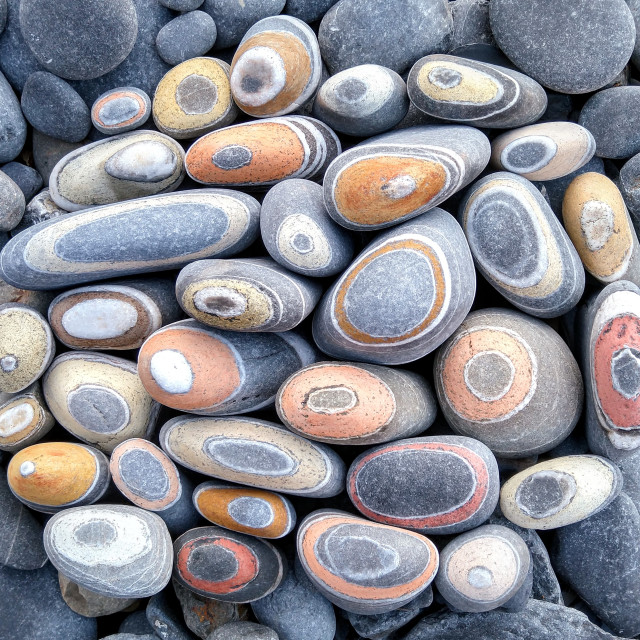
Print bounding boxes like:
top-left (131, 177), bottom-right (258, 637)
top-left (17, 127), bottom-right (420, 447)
top-left (156, 11), bottom-right (217, 66)
top-left (208, 622), bottom-right (278, 640)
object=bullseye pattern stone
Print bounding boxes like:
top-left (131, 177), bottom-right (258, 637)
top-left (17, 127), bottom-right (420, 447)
top-left (322, 125), bottom-right (490, 230)
top-left (91, 87), bottom-right (151, 135)
top-left (276, 361), bottom-right (437, 445)
top-left (434, 308), bottom-right (583, 458)
top-left (160, 415), bottom-right (345, 498)
top-left (42, 351), bottom-right (159, 453)
top-left (0, 169), bottom-right (25, 232)
top-left (7, 441), bottom-right (109, 513)
top-left (347, 436), bottom-right (499, 535)
top-left (312, 208), bottom-right (476, 364)
top-left (297, 509), bottom-right (439, 614)
top-left (459, 172), bottom-right (585, 318)
top-left (173, 526), bottom-right (284, 602)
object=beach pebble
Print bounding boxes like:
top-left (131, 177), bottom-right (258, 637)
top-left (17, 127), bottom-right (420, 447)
top-left (0, 278), bottom-right (55, 315)
top-left (156, 12), bottom-right (217, 67)
top-left (91, 87), bottom-right (151, 135)
top-left (32, 129), bottom-right (84, 184)
top-left (0, 70), bottom-right (26, 163)
top-left (160, 415), bottom-right (345, 498)
top-left (10, 188), bottom-right (74, 234)
top-left (119, 611), bottom-right (155, 636)
top-left (158, 0), bottom-right (203, 9)
top-left (0, 162), bottom-right (42, 201)
top-left (448, 0), bottom-right (494, 50)
top-left (209, 622), bottom-right (278, 640)
top-left (284, 0), bottom-right (337, 23)
top-left (0, 0), bottom-right (5, 33)
top-left (58, 573), bottom-right (138, 617)
top-left (0, 169), bottom-right (24, 231)
top-left (619, 151), bottom-right (640, 225)
top-left (146, 589), bottom-right (194, 640)
top-left (435, 308), bottom-right (583, 458)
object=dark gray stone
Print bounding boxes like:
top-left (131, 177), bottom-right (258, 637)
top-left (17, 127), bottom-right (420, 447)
top-left (0, 69), bottom-right (26, 163)
top-left (119, 610), bottom-right (156, 636)
top-left (32, 129), bottom-right (84, 185)
top-left (156, 12), bottom-right (217, 66)
top-left (0, 0), bottom-right (6, 34)
top-left (147, 589), bottom-right (196, 640)
top-left (0, 169), bottom-right (24, 231)
top-left (207, 622), bottom-right (277, 640)
top-left (0, 162), bottom-right (42, 201)
top-left (103, 635), bottom-right (157, 640)
top-left (618, 151), bottom-right (640, 228)
top-left (448, 0), bottom-right (495, 50)
top-left (284, 0), bottom-right (338, 23)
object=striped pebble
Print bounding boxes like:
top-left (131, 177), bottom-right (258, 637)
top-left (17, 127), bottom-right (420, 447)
top-left (7, 442), bottom-right (110, 513)
top-left (459, 172), bottom-right (585, 318)
top-left (91, 87), bottom-right (151, 135)
top-left (138, 320), bottom-right (317, 415)
top-left (0, 190), bottom-right (260, 290)
top-left (312, 208), bottom-right (476, 365)
top-left (297, 509), bottom-right (439, 614)
top-left (44, 505), bottom-right (173, 598)
top-left (276, 361), bottom-right (437, 445)
top-left (43, 351), bottom-right (159, 453)
top-left (230, 16), bottom-right (321, 117)
top-left (322, 125), bottom-right (490, 230)
top-left (193, 481), bottom-right (296, 539)
top-left (176, 258), bottom-right (322, 332)
top-left (160, 415), bottom-right (345, 498)
top-left (49, 131), bottom-right (186, 211)
top-left (185, 116), bottom-right (341, 187)
top-left (347, 436), bottom-right (499, 535)
top-left (490, 122), bottom-right (596, 181)
top-left (153, 57), bottom-right (238, 140)
top-left (435, 308), bottom-right (583, 458)
top-left (500, 455), bottom-right (623, 530)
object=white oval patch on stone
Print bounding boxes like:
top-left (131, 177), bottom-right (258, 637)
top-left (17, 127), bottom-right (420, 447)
top-left (580, 200), bottom-right (615, 252)
top-left (105, 141), bottom-right (178, 183)
top-left (194, 287), bottom-right (248, 318)
top-left (227, 496), bottom-right (275, 529)
top-left (149, 350), bottom-right (194, 394)
top-left (0, 402), bottom-right (35, 437)
top-left (61, 298), bottom-right (139, 340)
top-left (231, 46), bottom-right (287, 107)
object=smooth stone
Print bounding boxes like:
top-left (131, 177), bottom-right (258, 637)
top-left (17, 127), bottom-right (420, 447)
top-left (209, 622), bottom-right (278, 640)
top-left (283, 0), bottom-right (337, 23)
top-left (159, 0), bottom-right (203, 9)
top-left (276, 361), bottom-right (437, 445)
top-left (448, 0), bottom-right (495, 50)
top-left (0, 169), bottom-right (24, 231)
top-left (312, 208), bottom-right (476, 364)
top-left (619, 151), bottom-right (640, 225)
top-left (435, 308), bottom-right (583, 458)
top-left (173, 526), bottom-right (284, 602)
top-left (194, 481), bottom-right (296, 539)
top-left (156, 12), bottom-right (217, 66)
top-left (297, 509), bottom-right (438, 614)
top-left (347, 435), bottom-right (499, 535)
top-left (318, 0), bottom-right (451, 75)
top-left (59, 573), bottom-right (137, 617)
top-left (147, 588), bottom-right (195, 640)
top-left (160, 415), bottom-right (345, 498)
top-left (489, 0), bottom-right (635, 94)
top-left (32, 129), bottom-right (83, 185)
top-left (0, 0), bottom-right (5, 33)
top-left (103, 636), bottom-right (155, 640)
top-left (0, 70), bottom-right (26, 163)
top-left (0, 189), bottom-right (260, 289)
top-left (230, 16), bottom-right (321, 118)
top-left (408, 54), bottom-right (547, 129)
top-left (459, 172), bottom-right (585, 317)
top-left (11, 188), bottom-right (68, 235)
top-left (0, 162), bottom-right (42, 201)
top-left (0, 277), bottom-right (55, 315)
top-left (91, 87), bottom-right (151, 135)
top-left (323, 125), bottom-right (489, 230)
top-left (628, 0), bottom-right (640, 68)
top-left (0, 303), bottom-right (55, 393)
top-left (186, 116), bottom-right (340, 187)
top-left (49, 130), bottom-right (185, 211)
top-left (48, 278), bottom-right (181, 350)
top-left (7, 441), bottom-right (110, 513)
top-left (260, 178), bottom-right (354, 277)
top-left (119, 611), bottom-right (155, 636)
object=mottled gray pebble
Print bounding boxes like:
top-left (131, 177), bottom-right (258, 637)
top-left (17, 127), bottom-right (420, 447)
top-left (147, 589), bottom-right (194, 640)
top-left (284, 0), bottom-right (337, 23)
top-left (11, 189), bottom-right (68, 235)
top-left (156, 11), bottom-right (217, 66)
top-left (158, 0), bottom-right (203, 9)
top-left (0, 69), bottom-right (26, 163)
top-left (0, 169), bottom-right (24, 231)
top-left (0, 162), bottom-right (42, 201)
top-left (448, 0), bottom-right (495, 50)
top-left (208, 622), bottom-right (278, 640)
top-left (119, 610), bottom-right (155, 636)
top-left (31, 129), bottom-right (83, 185)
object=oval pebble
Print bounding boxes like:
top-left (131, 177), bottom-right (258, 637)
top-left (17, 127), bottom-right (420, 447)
top-left (312, 208), bottom-right (476, 365)
top-left (619, 152), bottom-right (640, 225)
top-left (1, 162), bottom-right (43, 203)
top-left (173, 526), bottom-right (284, 602)
top-left (459, 172), bottom-right (585, 318)
top-left (276, 361), bottom-right (437, 445)
top-left (160, 415), bottom-right (345, 498)
top-left (435, 308), bottom-right (584, 458)
top-left (91, 87), bottom-right (151, 135)
top-left (7, 441), bottom-right (109, 513)
top-left (0, 70), bottom-right (27, 164)
top-left (297, 509), bottom-right (439, 614)
top-left (156, 11), bottom-right (217, 66)
top-left (193, 481), bottom-right (296, 539)
top-left (0, 169), bottom-right (25, 232)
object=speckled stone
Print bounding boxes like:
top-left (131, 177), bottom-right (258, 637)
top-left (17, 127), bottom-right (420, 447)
top-left (91, 87), bottom-right (151, 135)
top-left (156, 11), bottom-right (217, 66)
top-left (435, 308), bottom-right (583, 458)
top-left (32, 129), bottom-right (84, 185)
top-left (284, 0), bottom-right (337, 23)
top-left (619, 151), bottom-right (640, 225)
top-left (312, 208), bottom-right (476, 364)
top-left (147, 588), bottom-right (194, 640)
top-left (0, 70), bottom-right (26, 163)
top-left (58, 573), bottom-right (138, 617)
top-left (209, 622), bottom-right (278, 640)
top-left (459, 172), bottom-right (585, 317)
top-left (0, 162), bottom-right (42, 201)
top-left (0, 189), bottom-right (260, 289)
top-left (102, 635), bottom-right (154, 640)
top-left (7, 441), bottom-right (110, 513)
top-left (0, 0), bottom-right (41, 92)
top-left (160, 415), bottom-right (345, 498)
top-left (0, 0), bottom-right (6, 33)
top-left (0, 169), bottom-right (24, 231)
top-left (448, 0), bottom-right (494, 50)
top-left (11, 189), bottom-right (69, 235)
top-left (159, 0), bottom-right (202, 9)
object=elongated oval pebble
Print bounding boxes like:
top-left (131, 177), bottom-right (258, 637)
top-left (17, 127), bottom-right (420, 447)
top-left (138, 320), bottom-right (317, 415)
top-left (160, 415), bottom-right (345, 498)
top-left (435, 308), bottom-right (583, 458)
top-left (459, 172), bottom-right (585, 318)
top-left (0, 303), bottom-right (55, 393)
top-left (7, 442), bottom-right (110, 513)
top-left (347, 436), bottom-right (499, 535)
top-left (44, 504), bottom-right (173, 598)
top-left (0, 190), bottom-right (260, 290)
top-left (153, 57), bottom-right (238, 140)
top-left (193, 481), bottom-right (296, 539)
top-left (43, 351), bottom-right (159, 453)
top-left (185, 116), bottom-right (340, 187)
top-left (276, 361), bottom-right (437, 445)
top-left (297, 509), bottom-right (439, 614)
top-left (91, 87), bottom-right (152, 135)
top-left (312, 208), bottom-right (475, 364)
top-left (174, 526), bottom-right (284, 602)
top-left (435, 524), bottom-right (531, 613)
top-left (49, 131), bottom-right (186, 211)
top-left (407, 54), bottom-right (547, 129)
top-left (500, 455), bottom-right (623, 530)
top-left (176, 258), bottom-right (322, 332)
top-left (322, 125), bottom-right (490, 230)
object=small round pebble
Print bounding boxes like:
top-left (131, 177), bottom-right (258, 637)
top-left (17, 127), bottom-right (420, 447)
top-left (209, 621), bottom-right (278, 640)
top-left (0, 162), bottom-right (42, 201)
top-left (156, 11), bottom-right (217, 67)
top-left (91, 87), bottom-right (151, 135)
top-left (0, 169), bottom-right (24, 231)
top-left (0, 71), bottom-right (26, 163)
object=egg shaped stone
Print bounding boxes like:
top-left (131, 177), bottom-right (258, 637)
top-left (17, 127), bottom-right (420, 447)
top-left (7, 441), bottom-right (110, 513)
top-left (91, 87), bottom-right (152, 135)
top-left (297, 509), bottom-right (439, 614)
top-left (193, 481), bottom-right (296, 539)
top-left (160, 415), bottom-right (345, 498)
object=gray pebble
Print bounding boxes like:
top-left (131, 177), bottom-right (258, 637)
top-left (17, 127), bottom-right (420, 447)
top-left (118, 610), bottom-right (156, 636)
top-left (31, 129), bottom-right (84, 185)
top-left (103, 635), bottom-right (156, 640)
top-left (147, 589), bottom-right (194, 640)
top-left (448, 0), bottom-right (495, 50)
top-left (11, 188), bottom-right (68, 235)
top-left (283, 0), bottom-right (338, 24)
top-left (0, 69), bottom-right (26, 163)
top-left (0, 0), bottom-right (5, 34)
top-left (208, 622), bottom-right (278, 640)
top-left (0, 170), bottom-right (24, 231)
top-left (58, 573), bottom-right (138, 617)
top-left (158, 0), bottom-right (203, 9)
top-left (156, 11), bottom-right (217, 66)
top-left (0, 162), bottom-right (42, 201)
top-left (619, 151), bottom-right (640, 226)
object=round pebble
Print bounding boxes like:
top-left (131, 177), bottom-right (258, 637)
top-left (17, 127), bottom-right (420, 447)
top-left (91, 87), bottom-right (151, 135)
top-left (209, 622), bottom-right (278, 640)
top-left (0, 70), bottom-right (26, 163)
top-left (11, 188), bottom-right (67, 235)
top-left (0, 169), bottom-right (24, 232)
top-left (58, 573), bottom-right (138, 618)
top-left (156, 11), bottom-right (217, 67)
top-left (0, 162), bottom-right (42, 202)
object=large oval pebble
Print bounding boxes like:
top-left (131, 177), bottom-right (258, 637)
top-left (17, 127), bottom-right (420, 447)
top-left (0, 382), bottom-right (53, 452)
top-left (91, 87), bottom-right (152, 135)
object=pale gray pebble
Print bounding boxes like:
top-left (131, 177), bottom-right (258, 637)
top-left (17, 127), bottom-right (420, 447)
top-left (158, 0), bottom-right (203, 9)
top-left (12, 188), bottom-right (69, 235)
top-left (118, 610), bottom-right (156, 636)
top-left (0, 68), bottom-right (26, 163)
top-left (448, 0), bottom-right (495, 50)
top-left (284, 0), bottom-right (338, 23)
top-left (207, 622), bottom-right (278, 640)
top-left (0, 162), bottom-right (42, 201)
top-left (32, 129), bottom-right (84, 185)
top-left (0, 169), bottom-right (24, 231)
top-left (156, 11), bottom-right (217, 66)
